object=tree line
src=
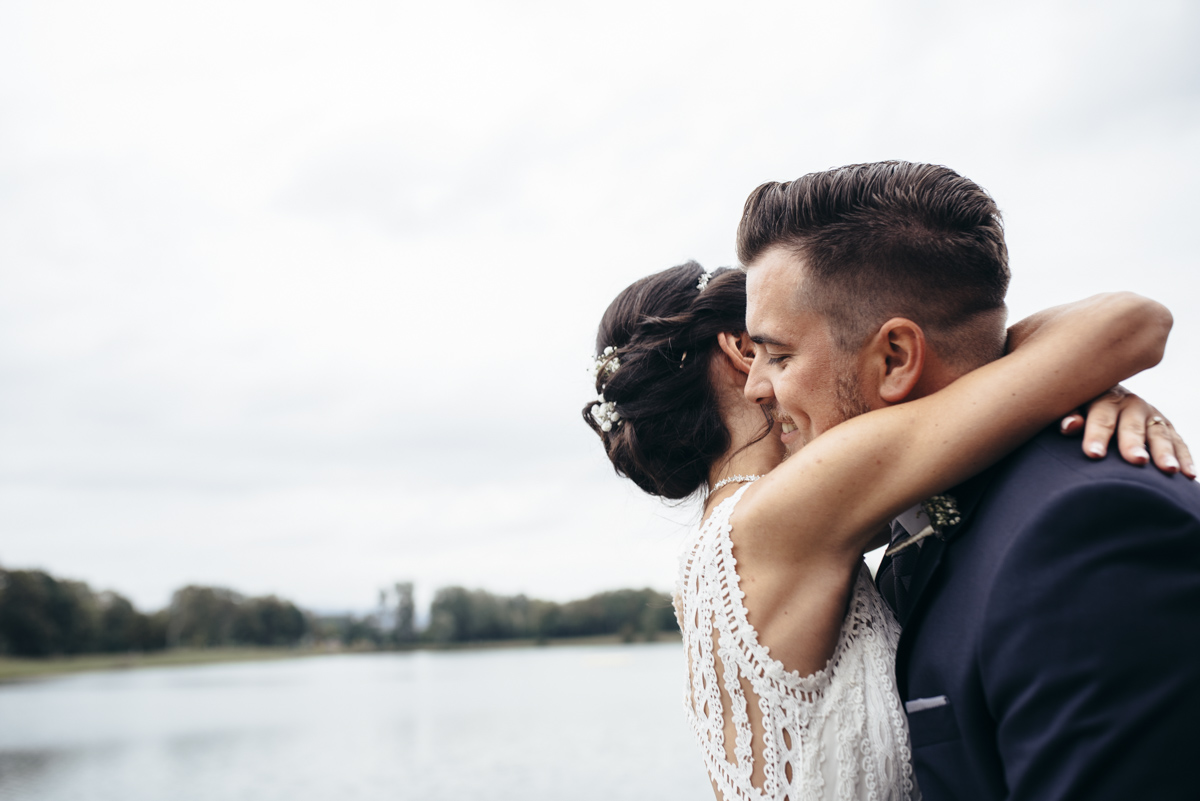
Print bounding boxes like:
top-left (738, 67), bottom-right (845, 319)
top-left (423, 586), bottom-right (677, 644)
top-left (0, 567), bottom-right (678, 657)
top-left (0, 569), bottom-right (308, 657)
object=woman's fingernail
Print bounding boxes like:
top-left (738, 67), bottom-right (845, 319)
top-left (1131, 447), bottom-right (1150, 462)
top-left (1186, 464), bottom-right (1196, 478)
top-left (1060, 418), bottom-right (1073, 432)
top-left (1163, 455), bottom-right (1179, 470)
top-left (1088, 442), bottom-right (1106, 457)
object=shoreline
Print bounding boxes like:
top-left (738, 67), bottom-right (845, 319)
top-left (0, 632), bottom-right (682, 683)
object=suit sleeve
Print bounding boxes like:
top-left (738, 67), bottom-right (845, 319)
top-left (980, 480), bottom-right (1200, 801)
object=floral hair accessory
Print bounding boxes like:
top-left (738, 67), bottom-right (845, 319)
top-left (696, 268), bottom-right (713, 292)
top-left (591, 393), bottom-right (621, 432)
top-left (885, 493), bottom-right (962, 555)
top-left (590, 345), bottom-right (621, 381)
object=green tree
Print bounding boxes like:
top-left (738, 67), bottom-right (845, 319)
top-left (135, 609), bottom-right (170, 651)
top-left (167, 585), bottom-right (243, 647)
top-left (427, 586), bottom-right (524, 642)
top-left (232, 596), bottom-right (308, 646)
top-left (548, 588), bottom-right (676, 640)
top-left (423, 586), bottom-right (678, 643)
top-left (96, 591), bottom-right (141, 652)
top-left (0, 569), bottom-right (100, 656)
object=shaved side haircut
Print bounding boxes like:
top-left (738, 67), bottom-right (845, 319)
top-left (737, 161), bottom-right (1011, 370)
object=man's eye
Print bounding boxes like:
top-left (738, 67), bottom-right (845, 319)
top-left (767, 355), bottom-right (788, 366)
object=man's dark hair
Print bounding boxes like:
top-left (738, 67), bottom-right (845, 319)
top-left (736, 161), bottom-right (1011, 368)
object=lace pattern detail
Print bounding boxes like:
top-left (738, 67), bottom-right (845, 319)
top-left (676, 485), bottom-right (917, 801)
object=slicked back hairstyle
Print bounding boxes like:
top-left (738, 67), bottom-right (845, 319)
top-left (582, 262), bottom-right (749, 500)
top-left (736, 161), bottom-right (1011, 367)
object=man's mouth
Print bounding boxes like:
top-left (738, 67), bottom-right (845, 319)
top-left (772, 411), bottom-right (797, 435)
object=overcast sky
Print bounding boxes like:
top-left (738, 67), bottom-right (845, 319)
top-left (1, 0), bottom-right (1197, 613)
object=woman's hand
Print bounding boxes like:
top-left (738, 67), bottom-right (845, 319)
top-left (1059, 386), bottom-right (1195, 479)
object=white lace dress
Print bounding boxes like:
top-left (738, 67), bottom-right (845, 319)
top-left (675, 484), bottom-right (917, 801)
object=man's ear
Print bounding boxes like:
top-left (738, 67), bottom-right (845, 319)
top-left (716, 331), bottom-right (755, 376)
top-left (866, 318), bottom-right (926, 403)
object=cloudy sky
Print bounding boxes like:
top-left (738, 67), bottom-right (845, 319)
top-left (1, 0), bottom-right (1197, 613)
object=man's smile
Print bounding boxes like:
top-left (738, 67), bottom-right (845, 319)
top-left (770, 412), bottom-right (804, 448)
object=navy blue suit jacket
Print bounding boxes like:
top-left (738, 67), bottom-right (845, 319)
top-left (894, 426), bottom-right (1200, 800)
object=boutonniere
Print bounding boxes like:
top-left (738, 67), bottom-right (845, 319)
top-left (885, 494), bottom-right (962, 556)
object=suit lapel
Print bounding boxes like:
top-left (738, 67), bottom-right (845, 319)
top-left (900, 536), bottom-right (947, 627)
top-left (895, 465), bottom-right (1001, 692)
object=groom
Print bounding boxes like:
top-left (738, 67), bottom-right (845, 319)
top-left (737, 161), bottom-right (1200, 800)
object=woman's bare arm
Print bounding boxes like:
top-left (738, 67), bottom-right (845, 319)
top-left (1022, 308), bottom-right (1192, 477)
top-left (739, 292), bottom-right (1172, 567)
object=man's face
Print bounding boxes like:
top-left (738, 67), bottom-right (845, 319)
top-left (744, 247), bottom-right (873, 453)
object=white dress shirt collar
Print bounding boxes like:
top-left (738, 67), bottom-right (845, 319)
top-left (892, 503), bottom-right (929, 543)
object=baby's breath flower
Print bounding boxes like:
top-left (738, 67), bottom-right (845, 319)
top-left (885, 493), bottom-right (962, 556)
top-left (590, 346), bottom-right (621, 381)
top-left (591, 395), bottom-right (621, 433)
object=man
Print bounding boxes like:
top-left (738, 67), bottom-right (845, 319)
top-left (737, 161), bottom-right (1200, 800)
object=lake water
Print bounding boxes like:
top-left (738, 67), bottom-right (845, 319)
top-left (0, 643), bottom-right (712, 800)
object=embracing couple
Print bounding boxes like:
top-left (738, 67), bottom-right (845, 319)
top-left (583, 162), bottom-right (1200, 801)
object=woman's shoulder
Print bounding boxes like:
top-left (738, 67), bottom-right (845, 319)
top-left (697, 481), bottom-right (756, 532)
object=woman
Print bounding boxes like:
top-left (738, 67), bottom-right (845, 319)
top-left (582, 262), bottom-right (1189, 801)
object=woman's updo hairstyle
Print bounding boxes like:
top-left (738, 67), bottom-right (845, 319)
top-left (582, 261), bottom-right (748, 499)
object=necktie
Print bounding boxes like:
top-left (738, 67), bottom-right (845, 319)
top-left (877, 519), bottom-right (921, 622)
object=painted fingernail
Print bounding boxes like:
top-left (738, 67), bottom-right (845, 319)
top-left (1186, 464), bottom-right (1196, 478)
top-left (1060, 417), bottom-right (1073, 432)
top-left (1088, 442), bottom-right (1105, 457)
top-left (1131, 447), bottom-right (1150, 462)
top-left (1163, 455), bottom-right (1179, 470)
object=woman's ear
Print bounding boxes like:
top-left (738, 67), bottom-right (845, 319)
top-left (716, 331), bottom-right (755, 375)
top-left (867, 318), bottom-right (926, 403)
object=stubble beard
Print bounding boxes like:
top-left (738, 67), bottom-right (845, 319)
top-left (833, 350), bottom-right (873, 425)
top-left (776, 354), bottom-right (873, 460)
top-left (834, 369), bottom-right (873, 423)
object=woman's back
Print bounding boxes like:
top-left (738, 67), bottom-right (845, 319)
top-left (677, 484), bottom-right (916, 801)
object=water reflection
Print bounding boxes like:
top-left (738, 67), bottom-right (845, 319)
top-left (0, 749), bottom-right (66, 797)
top-left (0, 644), bottom-right (709, 800)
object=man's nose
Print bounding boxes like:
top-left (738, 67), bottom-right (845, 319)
top-left (744, 359), bottom-right (774, 406)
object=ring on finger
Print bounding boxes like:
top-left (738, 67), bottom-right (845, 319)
top-left (1147, 415), bottom-right (1168, 428)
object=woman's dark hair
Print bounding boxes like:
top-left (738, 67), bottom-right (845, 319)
top-left (581, 261), bottom-right (751, 500)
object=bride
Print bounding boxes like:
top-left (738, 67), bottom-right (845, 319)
top-left (583, 261), bottom-right (1187, 800)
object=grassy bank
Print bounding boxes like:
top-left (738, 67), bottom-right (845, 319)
top-left (0, 647), bottom-right (319, 683)
top-left (0, 632), bottom-right (682, 683)
top-left (414, 630), bottom-right (682, 652)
